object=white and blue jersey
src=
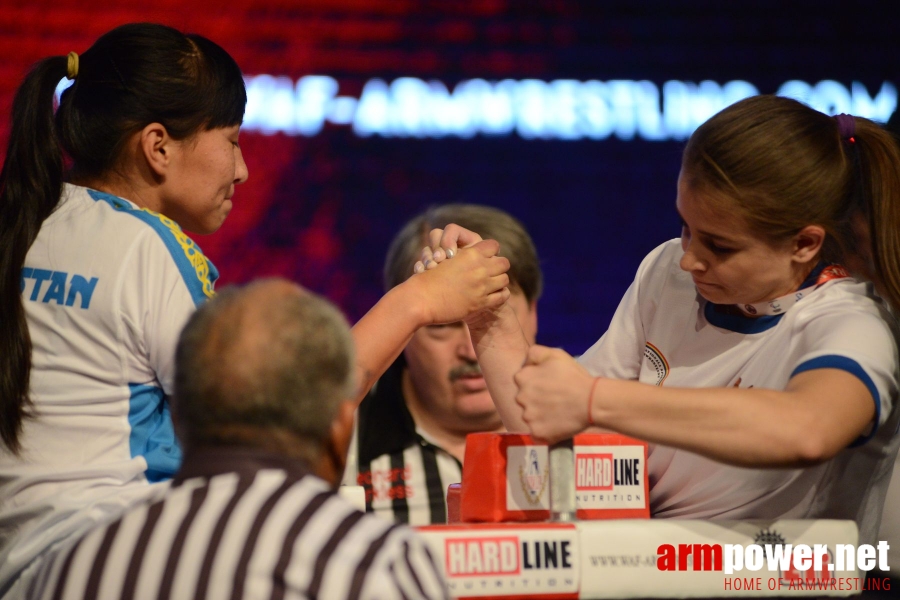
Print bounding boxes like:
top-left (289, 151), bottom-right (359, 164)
top-left (0, 183), bottom-right (217, 592)
top-left (579, 240), bottom-right (900, 546)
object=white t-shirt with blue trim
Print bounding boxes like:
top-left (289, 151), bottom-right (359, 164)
top-left (579, 240), bottom-right (900, 545)
top-left (0, 184), bottom-right (217, 592)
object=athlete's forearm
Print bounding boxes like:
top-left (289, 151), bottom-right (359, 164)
top-left (350, 282), bottom-right (426, 405)
top-left (591, 371), bottom-right (874, 467)
top-left (469, 304), bottom-right (532, 432)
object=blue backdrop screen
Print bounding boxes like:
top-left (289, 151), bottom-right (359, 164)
top-left (2, 2), bottom-right (897, 352)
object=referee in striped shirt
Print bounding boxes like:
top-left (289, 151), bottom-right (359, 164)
top-left (23, 280), bottom-right (448, 600)
top-left (343, 204), bottom-right (542, 525)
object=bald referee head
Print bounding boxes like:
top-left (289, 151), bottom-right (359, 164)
top-left (173, 278), bottom-right (357, 486)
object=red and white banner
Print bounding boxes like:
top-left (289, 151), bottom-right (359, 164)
top-left (417, 519), bottom-right (870, 598)
top-left (460, 433), bottom-right (650, 523)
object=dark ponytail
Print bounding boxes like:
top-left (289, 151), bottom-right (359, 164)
top-left (0, 57), bottom-right (68, 454)
top-left (0, 23), bottom-right (246, 453)
top-left (850, 118), bottom-right (900, 313)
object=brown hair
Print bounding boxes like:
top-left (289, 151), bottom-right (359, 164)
top-left (384, 203), bottom-right (543, 303)
top-left (682, 95), bottom-right (900, 311)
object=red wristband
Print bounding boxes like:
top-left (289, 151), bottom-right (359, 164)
top-left (587, 377), bottom-right (600, 427)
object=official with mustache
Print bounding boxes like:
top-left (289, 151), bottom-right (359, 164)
top-left (343, 204), bottom-right (542, 524)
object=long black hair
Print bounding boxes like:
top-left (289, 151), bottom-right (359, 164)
top-left (0, 23), bottom-right (246, 453)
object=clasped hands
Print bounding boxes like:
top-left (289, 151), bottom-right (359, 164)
top-left (416, 223), bottom-right (605, 443)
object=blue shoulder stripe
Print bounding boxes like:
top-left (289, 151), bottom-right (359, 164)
top-left (791, 354), bottom-right (881, 447)
top-left (88, 189), bottom-right (218, 306)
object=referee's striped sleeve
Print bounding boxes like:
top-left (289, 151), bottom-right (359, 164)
top-left (348, 526), bottom-right (449, 600)
top-left (28, 468), bottom-right (449, 600)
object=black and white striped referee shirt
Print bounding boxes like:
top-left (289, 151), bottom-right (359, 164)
top-left (342, 357), bottom-right (462, 525)
top-left (21, 447), bottom-right (448, 600)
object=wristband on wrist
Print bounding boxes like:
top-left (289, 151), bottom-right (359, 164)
top-left (587, 377), bottom-right (600, 426)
